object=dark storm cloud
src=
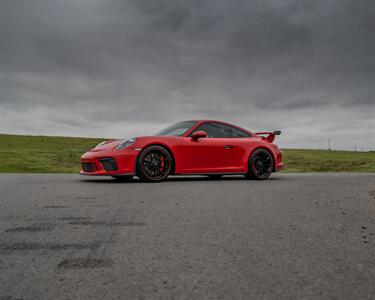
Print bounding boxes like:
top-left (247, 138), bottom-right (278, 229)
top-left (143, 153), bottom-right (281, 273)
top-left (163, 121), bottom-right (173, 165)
top-left (0, 0), bottom-right (373, 149)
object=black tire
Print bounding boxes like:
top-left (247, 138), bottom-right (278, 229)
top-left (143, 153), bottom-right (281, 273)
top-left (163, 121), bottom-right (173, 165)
top-left (245, 149), bottom-right (273, 180)
top-left (207, 174), bottom-right (223, 180)
top-left (137, 146), bottom-right (172, 182)
top-left (112, 175), bottom-right (133, 181)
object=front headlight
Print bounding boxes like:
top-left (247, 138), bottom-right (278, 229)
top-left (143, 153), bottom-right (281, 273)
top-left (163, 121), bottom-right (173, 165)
top-left (94, 141), bottom-right (109, 148)
top-left (116, 137), bottom-right (136, 150)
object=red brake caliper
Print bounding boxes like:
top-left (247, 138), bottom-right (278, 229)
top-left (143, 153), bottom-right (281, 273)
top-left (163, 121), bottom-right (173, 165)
top-left (160, 156), bottom-right (164, 173)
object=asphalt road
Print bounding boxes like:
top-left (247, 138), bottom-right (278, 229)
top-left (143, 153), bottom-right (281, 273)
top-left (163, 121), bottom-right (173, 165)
top-left (0, 173), bottom-right (374, 300)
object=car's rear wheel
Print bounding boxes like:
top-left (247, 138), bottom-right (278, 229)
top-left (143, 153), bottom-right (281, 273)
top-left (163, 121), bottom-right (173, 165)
top-left (137, 146), bottom-right (172, 182)
top-left (112, 175), bottom-right (133, 181)
top-left (246, 149), bottom-right (273, 180)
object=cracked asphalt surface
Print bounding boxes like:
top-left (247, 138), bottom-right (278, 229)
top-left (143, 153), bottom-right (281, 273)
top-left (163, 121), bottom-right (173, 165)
top-left (0, 173), bottom-right (374, 299)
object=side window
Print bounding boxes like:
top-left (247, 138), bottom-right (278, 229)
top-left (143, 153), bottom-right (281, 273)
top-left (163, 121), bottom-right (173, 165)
top-left (191, 123), bottom-right (219, 138)
top-left (218, 123), bottom-right (250, 138)
top-left (191, 122), bottom-right (250, 138)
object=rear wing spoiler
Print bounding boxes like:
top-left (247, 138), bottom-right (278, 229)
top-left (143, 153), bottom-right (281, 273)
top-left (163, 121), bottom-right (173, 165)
top-left (255, 130), bottom-right (281, 143)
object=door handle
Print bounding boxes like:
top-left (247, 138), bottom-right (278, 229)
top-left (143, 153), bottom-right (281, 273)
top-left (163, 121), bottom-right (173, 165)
top-left (224, 145), bottom-right (234, 149)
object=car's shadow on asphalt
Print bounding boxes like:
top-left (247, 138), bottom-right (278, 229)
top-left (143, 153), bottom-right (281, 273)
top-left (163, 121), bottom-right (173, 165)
top-left (80, 175), bottom-right (281, 184)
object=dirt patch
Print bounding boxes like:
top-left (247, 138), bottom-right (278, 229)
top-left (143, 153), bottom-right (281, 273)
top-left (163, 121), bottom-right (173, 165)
top-left (59, 217), bottom-right (92, 221)
top-left (69, 221), bottom-right (146, 227)
top-left (43, 205), bottom-right (66, 209)
top-left (0, 242), bottom-right (100, 254)
top-left (49, 243), bottom-right (100, 250)
top-left (4, 223), bottom-right (56, 233)
top-left (57, 258), bottom-right (113, 269)
top-left (369, 190), bottom-right (375, 198)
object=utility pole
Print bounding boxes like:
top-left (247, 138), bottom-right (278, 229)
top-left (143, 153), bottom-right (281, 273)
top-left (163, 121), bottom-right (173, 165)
top-left (328, 137), bottom-right (331, 151)
top-left (355, 145), bottom-right (357, 152)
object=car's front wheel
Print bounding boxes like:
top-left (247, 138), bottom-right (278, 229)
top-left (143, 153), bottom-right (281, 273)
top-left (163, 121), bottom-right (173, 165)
top-left (137, 146), bottom-right (172, 182)
top-left (245, 149), bottom-right (273, 180)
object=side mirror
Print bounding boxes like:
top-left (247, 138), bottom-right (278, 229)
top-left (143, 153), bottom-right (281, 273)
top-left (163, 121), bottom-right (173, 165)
top-left (191, 130), bottom-right (208, 140)
top-left (273, 130), bottom-right (281, 136)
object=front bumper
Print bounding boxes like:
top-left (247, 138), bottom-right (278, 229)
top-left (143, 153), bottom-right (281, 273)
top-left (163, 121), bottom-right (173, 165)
top-left (80, 148), bottom-right (139, 176)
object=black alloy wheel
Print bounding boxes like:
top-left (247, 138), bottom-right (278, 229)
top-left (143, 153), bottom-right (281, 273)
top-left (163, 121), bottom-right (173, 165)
top-left (246, 149), bottom-right (273, 180)
top-left (137, 146), bottom-right (172, 182)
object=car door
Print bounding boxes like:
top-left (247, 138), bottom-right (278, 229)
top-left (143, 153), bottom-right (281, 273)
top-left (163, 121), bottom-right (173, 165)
top-left (178, 122), bottom-right (249, 173)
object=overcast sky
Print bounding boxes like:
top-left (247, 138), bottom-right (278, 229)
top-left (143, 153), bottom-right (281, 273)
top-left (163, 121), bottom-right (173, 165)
top-left (0, 0), bottom-right (374, 150)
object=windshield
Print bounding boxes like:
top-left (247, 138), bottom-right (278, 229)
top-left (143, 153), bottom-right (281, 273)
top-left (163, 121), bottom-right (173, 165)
top-left (154, 121), bottom-right (196, 136)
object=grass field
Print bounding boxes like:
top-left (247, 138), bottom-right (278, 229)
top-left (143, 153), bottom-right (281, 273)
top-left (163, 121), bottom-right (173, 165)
top-left (0, 134), bottom-right (374, 173)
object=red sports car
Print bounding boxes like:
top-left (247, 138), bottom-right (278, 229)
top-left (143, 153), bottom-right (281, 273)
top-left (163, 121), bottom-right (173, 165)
top-left (80, 120), bottom-right (283, 182)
